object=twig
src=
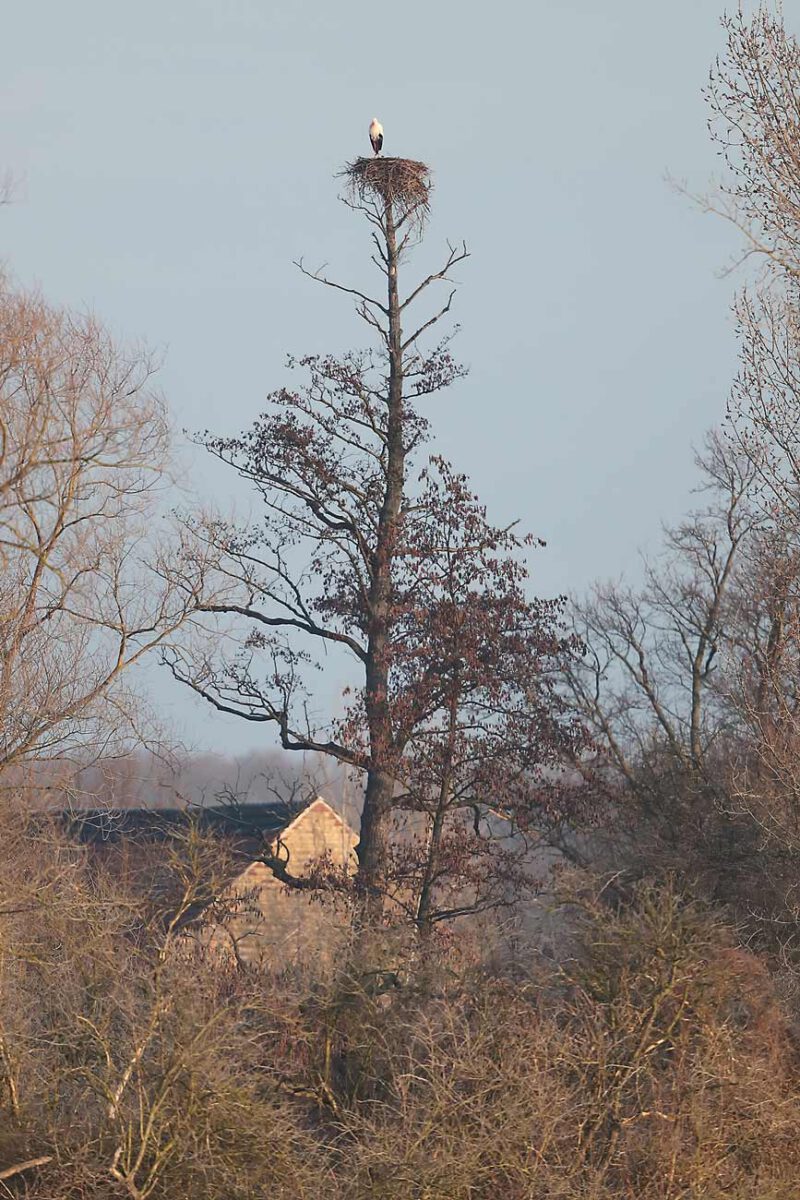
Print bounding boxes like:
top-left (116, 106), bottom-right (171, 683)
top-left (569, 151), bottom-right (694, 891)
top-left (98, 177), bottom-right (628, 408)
top-left (0, 1156), bottom-right (53, 1182)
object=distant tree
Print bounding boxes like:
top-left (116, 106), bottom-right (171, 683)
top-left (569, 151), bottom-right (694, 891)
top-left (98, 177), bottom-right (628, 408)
top-left (169, 159), bottom-right (582, 923)
top-left (562, 433), bottom-right (762, 882)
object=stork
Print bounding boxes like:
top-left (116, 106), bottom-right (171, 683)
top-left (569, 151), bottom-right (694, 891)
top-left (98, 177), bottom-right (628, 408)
top-left (369, 118), bottom-right (384, 156)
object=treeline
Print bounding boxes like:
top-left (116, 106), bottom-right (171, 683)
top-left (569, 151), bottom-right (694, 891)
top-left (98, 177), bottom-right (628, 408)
top-left (13, 750), bottom-right (317, 811)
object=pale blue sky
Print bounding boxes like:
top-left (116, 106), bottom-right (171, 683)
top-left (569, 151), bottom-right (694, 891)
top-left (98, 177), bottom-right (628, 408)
top-left (1, 1), bottom-right (784, 752)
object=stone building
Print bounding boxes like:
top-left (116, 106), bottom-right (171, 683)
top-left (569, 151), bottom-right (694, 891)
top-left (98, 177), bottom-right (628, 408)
top-left (204, 796), bottom-right (359, 967)
top-left (65, 795), bottom-right (359, 968)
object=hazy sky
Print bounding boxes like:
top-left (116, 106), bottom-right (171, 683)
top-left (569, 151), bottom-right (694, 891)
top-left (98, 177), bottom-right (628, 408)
top-left (2, 1), bottom-right (789, 753)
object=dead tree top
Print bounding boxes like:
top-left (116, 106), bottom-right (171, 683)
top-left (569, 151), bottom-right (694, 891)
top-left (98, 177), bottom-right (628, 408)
top-left (342, 157), bottom-right (431, 226)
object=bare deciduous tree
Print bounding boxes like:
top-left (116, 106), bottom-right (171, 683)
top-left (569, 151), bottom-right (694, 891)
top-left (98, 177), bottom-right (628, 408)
top-left (0, 280), bottom-right (206, 783)
top-left (566, 433), bottom-right (755, 779)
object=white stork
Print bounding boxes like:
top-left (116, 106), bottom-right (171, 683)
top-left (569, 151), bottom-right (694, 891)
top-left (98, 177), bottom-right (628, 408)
top-left (369, 118), bottom-right (384, 156)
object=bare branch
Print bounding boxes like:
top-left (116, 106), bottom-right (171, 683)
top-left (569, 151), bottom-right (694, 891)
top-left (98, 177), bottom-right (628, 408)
top-left (294, 258), bottom-right (388, 315)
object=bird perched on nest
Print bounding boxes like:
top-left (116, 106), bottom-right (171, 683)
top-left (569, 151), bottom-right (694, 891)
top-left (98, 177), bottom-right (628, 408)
top-left (369, 118), bottom-right (384, 156)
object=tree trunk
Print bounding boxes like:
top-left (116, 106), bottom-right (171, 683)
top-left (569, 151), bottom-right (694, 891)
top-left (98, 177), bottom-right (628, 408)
top-left (415, 690), bottom-right (459, 934)
top-left (355, 197), bottom-right (405, 911)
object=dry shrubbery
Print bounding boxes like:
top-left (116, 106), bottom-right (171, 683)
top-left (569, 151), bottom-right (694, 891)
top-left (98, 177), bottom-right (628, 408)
top-left (2, 795), bottom-right (799, 1200)
top-left (0, 799), bottom-right (327, 1199)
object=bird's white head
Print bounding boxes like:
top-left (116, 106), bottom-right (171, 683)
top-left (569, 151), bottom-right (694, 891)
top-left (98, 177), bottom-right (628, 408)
top-left (370, 117), bottom-right (382, 131)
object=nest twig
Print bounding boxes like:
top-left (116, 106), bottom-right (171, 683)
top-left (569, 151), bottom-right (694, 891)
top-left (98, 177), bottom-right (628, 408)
top-left (342, 157), bottom-right (431, 228)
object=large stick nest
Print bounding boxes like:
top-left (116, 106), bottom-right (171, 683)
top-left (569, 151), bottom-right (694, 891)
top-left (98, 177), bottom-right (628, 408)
top-left (343, 157), bottom-right (431, 225)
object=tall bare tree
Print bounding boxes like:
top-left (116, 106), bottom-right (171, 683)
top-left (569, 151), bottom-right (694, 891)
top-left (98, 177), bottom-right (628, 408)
top-left (169, 159), bottom-right (580, 917)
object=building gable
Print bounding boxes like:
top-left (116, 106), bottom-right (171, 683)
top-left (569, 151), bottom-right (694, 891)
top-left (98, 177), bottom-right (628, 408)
top-left (206, 797), bottom-right (359, 966)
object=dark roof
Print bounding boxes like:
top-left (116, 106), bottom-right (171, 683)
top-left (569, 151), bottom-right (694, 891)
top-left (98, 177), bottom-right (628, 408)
top-left (61, 802), bottom-right (300, 849)
top-left (56, 803), bottom-right (307, 926)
